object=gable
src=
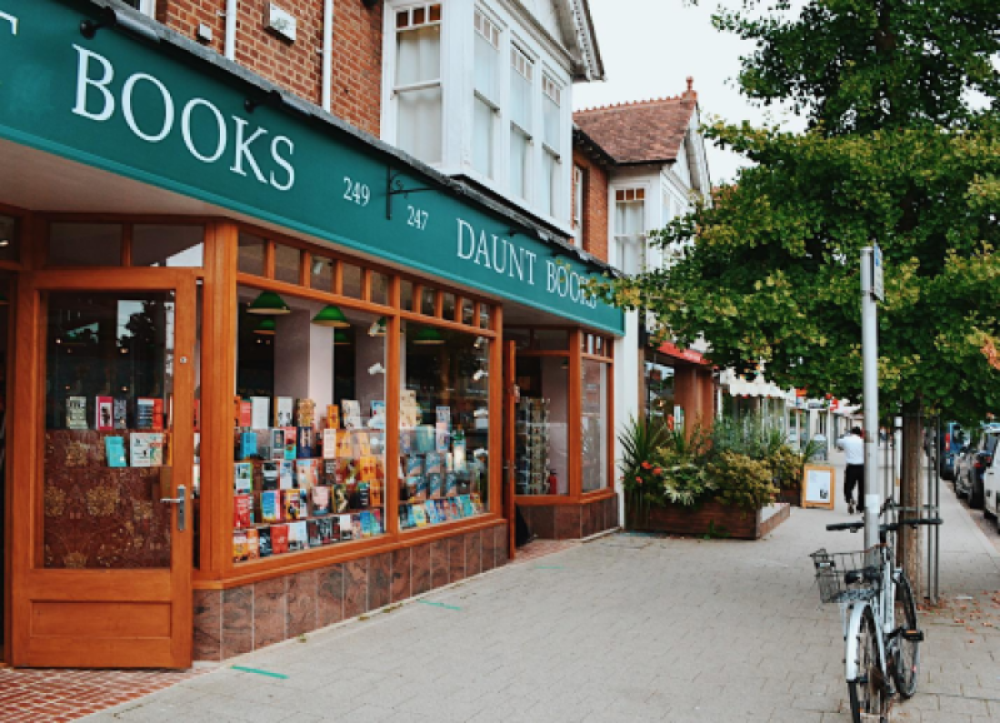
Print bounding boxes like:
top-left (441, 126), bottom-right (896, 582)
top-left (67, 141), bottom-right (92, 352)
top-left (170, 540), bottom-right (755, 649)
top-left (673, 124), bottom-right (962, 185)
top-left (507, 0), bottom-right (604, 80)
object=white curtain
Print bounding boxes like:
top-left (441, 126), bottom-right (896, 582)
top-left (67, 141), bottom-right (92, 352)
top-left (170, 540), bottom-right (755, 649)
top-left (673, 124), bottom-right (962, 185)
top-left (540, 150), bottom-right (557, 216)
top-left (615, 200), bottom-right (644, 237)
top-left (510, 64), bottom-right (531, 130)
top-left (396, 26), bottom-right (442, 164)
top-left (510, 128), bottom-right (529, 200)
top-left (473, 96), bottom-right (494, 177)
top-left (543, 94), bottom-right (559, 149)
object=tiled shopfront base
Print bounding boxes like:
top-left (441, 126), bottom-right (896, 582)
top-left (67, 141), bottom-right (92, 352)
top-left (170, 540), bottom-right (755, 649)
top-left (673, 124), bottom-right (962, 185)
top-left (519, 495), bottom-right (619, 541)
top-left (193, 524), bottom-right (508, 661)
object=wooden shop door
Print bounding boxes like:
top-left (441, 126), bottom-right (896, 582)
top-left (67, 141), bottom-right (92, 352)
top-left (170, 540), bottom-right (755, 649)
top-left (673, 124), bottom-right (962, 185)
top-left (503, 340), bottom-right (517, 560)
top-left (11, 271), bottom-right (196, 668)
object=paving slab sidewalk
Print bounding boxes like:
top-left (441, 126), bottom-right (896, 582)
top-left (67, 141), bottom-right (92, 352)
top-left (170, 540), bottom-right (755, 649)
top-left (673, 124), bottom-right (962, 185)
top-left (83, 463), bottom-right (1000, 723)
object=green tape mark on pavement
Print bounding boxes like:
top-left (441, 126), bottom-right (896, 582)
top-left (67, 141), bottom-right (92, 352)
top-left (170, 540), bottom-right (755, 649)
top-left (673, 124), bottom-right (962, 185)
top-left (418, 600), bottom-right (461, 611)
top-left (231, 665), bottom-right (288, 679)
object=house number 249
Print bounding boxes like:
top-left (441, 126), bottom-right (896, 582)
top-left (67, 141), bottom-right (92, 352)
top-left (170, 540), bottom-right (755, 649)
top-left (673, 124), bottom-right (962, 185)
top-left (343, 177), bottom-right (370, 206)
top-left (407, 205), bottom-right (428, 231)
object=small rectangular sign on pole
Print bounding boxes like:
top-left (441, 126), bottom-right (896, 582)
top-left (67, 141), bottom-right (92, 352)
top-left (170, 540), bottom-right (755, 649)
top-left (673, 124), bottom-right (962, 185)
top-left (872, 244), bottom-right (884, 302)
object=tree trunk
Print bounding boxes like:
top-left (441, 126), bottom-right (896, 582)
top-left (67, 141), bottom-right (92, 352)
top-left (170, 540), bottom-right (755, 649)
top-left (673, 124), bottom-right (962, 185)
top-left (899, 404), bottom-right (924, 597)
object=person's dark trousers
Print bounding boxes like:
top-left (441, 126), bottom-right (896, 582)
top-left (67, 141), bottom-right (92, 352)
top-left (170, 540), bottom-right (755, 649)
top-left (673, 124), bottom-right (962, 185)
top-left (844, 464), bottom-right (864, 504)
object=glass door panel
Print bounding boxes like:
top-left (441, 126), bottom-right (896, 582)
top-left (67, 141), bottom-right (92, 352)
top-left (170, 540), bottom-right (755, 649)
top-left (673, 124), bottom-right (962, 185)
top-left (42, 290), bottom-right (177, 569)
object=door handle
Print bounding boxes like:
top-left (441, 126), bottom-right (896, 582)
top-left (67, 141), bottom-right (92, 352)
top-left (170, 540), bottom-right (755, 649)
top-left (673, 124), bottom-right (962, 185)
top-left (160, 485), bottom-right (186, 532)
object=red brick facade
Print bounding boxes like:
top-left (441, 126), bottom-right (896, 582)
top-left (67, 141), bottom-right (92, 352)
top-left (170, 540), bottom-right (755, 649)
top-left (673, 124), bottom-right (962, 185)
top-left (156, 0), bottom-right (382, 136)
top-left (572, 149), bottom-right (610, 263)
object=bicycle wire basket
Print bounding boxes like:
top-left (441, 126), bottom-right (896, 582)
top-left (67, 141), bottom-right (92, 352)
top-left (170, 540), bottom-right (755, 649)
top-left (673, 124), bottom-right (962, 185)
top-left (809, 548), bottom-right (881, 604)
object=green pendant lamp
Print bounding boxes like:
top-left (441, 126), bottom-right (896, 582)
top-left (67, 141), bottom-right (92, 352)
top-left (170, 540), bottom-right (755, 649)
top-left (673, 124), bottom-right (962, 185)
top-left (368, 316), bottom-right (387, 337)
top-left (413, 327), bottom-right (445, 345)
top-left (312, 304), bottom-right (350, 327)
top-left (254, 318), bottom-right (277, 335)
top-left (248, 291), bottom-right (291, 315)
top-left (333, 330), bottom-right (352, 345)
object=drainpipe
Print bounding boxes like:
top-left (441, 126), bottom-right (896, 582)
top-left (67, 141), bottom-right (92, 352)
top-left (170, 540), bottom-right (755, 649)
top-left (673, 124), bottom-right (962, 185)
top-left (224, 0), bottom-right (237, 61)
top-left (321, 0), bottom-right (334, 112)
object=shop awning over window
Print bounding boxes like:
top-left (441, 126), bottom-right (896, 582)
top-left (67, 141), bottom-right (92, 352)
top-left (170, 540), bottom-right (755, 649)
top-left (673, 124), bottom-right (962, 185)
top-left (657, 341), bottom-right (710, 366)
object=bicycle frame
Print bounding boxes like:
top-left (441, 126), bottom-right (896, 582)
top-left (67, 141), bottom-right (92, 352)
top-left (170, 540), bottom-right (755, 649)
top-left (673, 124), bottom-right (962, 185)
top-left (840, 545), bottom-right (895, 686)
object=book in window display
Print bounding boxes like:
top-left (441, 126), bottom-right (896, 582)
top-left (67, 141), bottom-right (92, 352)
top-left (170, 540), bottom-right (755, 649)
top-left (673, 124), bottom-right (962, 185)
top-left (338, 514), bottom-right (353, 541)
top-left (234, 462), bottom-right (254, 494)
top-left (296, 398), bottom-right (316, 428)
top-left (105, 436), bottom-right (127, 467)
top-left (322, 428), bottom-right (337, 459)
top-left (288, 521), bottom-right (309, 551)
top-left (260, 490), bottom-right (282, 523)
top-left (282, 488), bottom-right (304, 521)
top-left (332, 483), bottom-right (349, 513)
top-left (113, 398), bottom-right (128, 429)
top-left (282, 427), bottom-right (297, 459)
top-left (261, 461), bottom-right (279, 490)
top-left (341, 400), bottom-right (362, 430)
top-left (233, 530), bottom-right (248, 562)
top-left (326, 404), bottom-right (340, 431)
top-left (95, 396), bottom-right (113, 431)
top-left (66, 396), bottom-right (88, 430)
top-left (130, 432), bottom-right (164, 468)
top-left (258, 527), bottom-right (272, 557)
top-left (249, 396), bottom-right (270, 430)
top-left (279, 460), bottom-right (294, 489)
top-left (307, 520), bottom-right (323, 548)
top-left (350, 514), bottom-right (362, 540)
top-left (296, 426), bottom-right (314, 458)
top-left (369, 400), bottom-right (386, 430)
top-left (295, 459), bottom-right (319, 491)
top-left (270, 428), bottom-right (286, 460)
top-left (310, 484), bottom-right (331, 516)
top-left (274, 396), bottom-right (294, 427)
top-left (239, 430), bottom-right (257, 460)
top-left (233, 494), bottom-right (253, 529)
top-left (270, 524), bottom-right (289, 554)
top-left (246, 529), bottom-right (260, 560)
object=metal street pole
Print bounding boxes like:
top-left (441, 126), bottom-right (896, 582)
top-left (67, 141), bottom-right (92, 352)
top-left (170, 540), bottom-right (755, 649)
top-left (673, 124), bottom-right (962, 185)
top-left (861, 247), bottom-right (882, 551)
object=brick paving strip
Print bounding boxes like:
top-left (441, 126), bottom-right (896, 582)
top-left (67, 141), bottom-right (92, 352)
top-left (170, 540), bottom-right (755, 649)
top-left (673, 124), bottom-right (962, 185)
top-left (0, 667), bottom-right (203, 723)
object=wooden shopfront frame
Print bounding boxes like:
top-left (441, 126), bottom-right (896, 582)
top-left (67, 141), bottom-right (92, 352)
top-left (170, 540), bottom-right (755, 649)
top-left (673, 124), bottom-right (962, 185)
top-left (198, 220), bottom-right (506, 592)
top-left (508, 326), bottom-right (617, 516)
top-left (8, 212), bottom-right (211, 668)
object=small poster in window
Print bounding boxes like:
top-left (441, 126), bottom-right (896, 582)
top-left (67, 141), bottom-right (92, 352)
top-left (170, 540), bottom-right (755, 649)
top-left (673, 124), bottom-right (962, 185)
top-left (369, 401), bottom-right (386, 430)
top-left (96, 396), bottom-right (114, 431)
top-left (250, 397), bottom-right (270, 430)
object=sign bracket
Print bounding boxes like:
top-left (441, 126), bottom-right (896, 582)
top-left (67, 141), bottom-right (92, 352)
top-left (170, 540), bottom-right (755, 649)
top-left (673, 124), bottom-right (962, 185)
top-left (386, 166), bottom-right (435, 220)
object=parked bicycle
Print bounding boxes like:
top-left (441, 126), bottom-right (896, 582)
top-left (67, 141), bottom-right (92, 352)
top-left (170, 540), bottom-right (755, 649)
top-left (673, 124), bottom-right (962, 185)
top-left (810, 500), bottom-right (941, 723)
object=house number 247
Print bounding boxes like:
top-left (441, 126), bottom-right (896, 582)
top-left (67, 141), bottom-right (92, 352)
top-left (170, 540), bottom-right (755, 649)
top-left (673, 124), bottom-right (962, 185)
top-left (407, 205), bottom-right (428, 231)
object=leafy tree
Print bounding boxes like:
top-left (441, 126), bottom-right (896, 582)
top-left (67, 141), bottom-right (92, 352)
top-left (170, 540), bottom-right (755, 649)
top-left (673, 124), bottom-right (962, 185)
top-left (609, 0), bottom-right (1000, 589)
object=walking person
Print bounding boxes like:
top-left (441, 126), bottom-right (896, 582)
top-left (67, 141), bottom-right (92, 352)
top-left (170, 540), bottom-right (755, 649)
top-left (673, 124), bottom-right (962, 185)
top-left (837, 426), bottom-right (865, 514)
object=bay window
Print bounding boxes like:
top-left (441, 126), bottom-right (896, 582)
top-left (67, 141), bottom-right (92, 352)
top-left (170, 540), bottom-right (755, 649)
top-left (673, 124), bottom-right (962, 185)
top-left (394, 4), bottom-right (443, 165)
top-left (510, 46), bottom-right (533, 202)
top-left (473, 9), bottom-right (501, 179)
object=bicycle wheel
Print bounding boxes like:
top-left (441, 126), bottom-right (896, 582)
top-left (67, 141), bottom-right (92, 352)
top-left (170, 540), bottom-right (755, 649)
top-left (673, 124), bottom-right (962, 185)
top-left (848, 607), bottom-right (888, 723)
top-left (892, 573), bottom-right (921, 698)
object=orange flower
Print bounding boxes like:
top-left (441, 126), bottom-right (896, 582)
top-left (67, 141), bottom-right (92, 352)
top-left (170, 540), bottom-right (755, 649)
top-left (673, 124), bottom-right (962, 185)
top-left (641, 461), bottom-right (652, 470)
top-left (635, 476), bottom-right (643, 485)
top-left (653, 467), bottom-right (662, 475)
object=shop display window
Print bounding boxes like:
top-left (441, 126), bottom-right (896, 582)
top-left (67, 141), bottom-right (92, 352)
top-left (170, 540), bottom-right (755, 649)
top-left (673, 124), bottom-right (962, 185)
top-left (513, 356), bottom-right (569, 495)
top-left (49, 223), bottom-right (122, 266)
top-left (238, 231), bottom-right (267, 275)
top-left (42, 290), bottom-right (185, 568)
top-left (399, 326), bottom-right (490, 528)
top-left (233, 285), bottom-right (387, 562)
top-left (0, 214), bottom-right (19, 263)
top-left (132, 225), bottom-right (204, 267)
top-left (581, 358), bottom-right (609, 492)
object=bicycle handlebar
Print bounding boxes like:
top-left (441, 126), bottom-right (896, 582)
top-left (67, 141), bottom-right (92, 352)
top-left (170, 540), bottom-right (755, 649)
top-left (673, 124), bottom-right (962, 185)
top-left (825, 518), bottom-right (943, 533)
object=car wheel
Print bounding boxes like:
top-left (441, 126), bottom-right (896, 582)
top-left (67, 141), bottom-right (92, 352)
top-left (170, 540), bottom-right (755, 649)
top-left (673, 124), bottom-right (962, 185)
top-left (970, 480), bottom-right (985, 509)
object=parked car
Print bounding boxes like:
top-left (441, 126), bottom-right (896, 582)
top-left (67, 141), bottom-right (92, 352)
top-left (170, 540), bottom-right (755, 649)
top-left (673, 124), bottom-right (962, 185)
top-left (956, 424), bottom-right (1000, 509)
top-left (931, 422), bottom-right (966, 480)
top-left (982, 452), bottom-right (1000, 530)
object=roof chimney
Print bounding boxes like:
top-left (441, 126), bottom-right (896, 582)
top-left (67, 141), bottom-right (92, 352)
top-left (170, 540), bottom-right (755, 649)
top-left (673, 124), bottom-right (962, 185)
top-left (684, 76), bottom-right (697, 100)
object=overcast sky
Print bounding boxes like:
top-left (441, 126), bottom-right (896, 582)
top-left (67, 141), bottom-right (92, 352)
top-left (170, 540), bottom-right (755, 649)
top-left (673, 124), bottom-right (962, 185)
top-left (574, 0), bottom-right (805, 185)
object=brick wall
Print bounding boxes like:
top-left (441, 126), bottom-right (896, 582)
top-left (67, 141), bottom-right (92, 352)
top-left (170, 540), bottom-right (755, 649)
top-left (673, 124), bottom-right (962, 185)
top-left (157, 0), bottom-right (382, 137)
top-left (572, 149), bottom-right (610, 263)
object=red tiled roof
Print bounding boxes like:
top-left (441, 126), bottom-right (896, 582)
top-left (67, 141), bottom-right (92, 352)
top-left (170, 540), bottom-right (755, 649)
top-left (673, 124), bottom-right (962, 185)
top-left (574, 80), bottom-right (698, 165)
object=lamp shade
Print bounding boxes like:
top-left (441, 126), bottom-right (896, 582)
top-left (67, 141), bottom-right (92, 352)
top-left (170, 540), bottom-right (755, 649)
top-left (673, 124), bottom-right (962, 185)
top-left (368, 316), bottom-right (387, 337)
top-left (413, 327), bottom-right (445, 345)
top-left (312, 304), bottom-right (350, 327)
top-left (333, 330), bottom-right (352, 345)
top-left (254, 318), bottom-right (277, 335)
top-left (248, 291), bottom-right (291, 315)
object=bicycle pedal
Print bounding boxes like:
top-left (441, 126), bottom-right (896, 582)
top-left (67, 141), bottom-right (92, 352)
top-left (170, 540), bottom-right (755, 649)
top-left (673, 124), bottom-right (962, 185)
top-left (902, 629), bottom-right (924, 642)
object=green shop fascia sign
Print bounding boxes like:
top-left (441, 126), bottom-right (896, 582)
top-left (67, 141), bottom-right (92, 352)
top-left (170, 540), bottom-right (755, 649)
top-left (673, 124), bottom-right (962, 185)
top-left (0, 0), bottom-right (623, 335)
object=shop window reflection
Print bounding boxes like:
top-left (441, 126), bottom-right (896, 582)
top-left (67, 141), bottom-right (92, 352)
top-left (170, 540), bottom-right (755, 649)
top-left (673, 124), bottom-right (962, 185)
top-left (581, 359), bottom-right (609, 492)
top-left (645, 361), bottom-right (675, 423)
top-left (400, 327), bottom-right (490, 528)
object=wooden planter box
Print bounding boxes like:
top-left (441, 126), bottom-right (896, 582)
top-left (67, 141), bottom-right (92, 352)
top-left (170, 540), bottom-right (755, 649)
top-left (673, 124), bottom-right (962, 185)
top-left (777, 486), bottom-right (802, 507)
top-left (628, 499), bottom-right (790, 540)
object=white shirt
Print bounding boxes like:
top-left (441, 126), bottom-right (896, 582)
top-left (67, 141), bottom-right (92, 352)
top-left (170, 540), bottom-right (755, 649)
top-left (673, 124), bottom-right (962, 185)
top-left (838, 434), bottom-right (864, 465)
